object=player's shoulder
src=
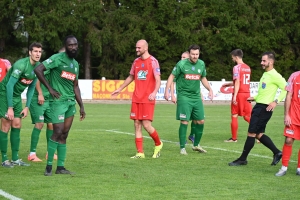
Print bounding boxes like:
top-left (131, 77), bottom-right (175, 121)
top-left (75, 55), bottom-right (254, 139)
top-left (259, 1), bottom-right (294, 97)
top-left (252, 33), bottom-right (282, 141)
top-left (13, 57), bottom-right (29, 68)
top-left (197, 59), bottom-right (205, 65)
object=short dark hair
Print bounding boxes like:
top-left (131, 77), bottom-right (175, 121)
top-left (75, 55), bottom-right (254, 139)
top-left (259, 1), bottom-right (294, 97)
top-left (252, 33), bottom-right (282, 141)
top-left (29, 42), bottom-right (42, 51)
top-left (188, 44), bottom-right (200, 53)
top-left (230, 49), bottom-right (243, 58)
top-left (262, 51), bottom-right (275, 61)
top-left (64, 35), bottom-right (77, 45)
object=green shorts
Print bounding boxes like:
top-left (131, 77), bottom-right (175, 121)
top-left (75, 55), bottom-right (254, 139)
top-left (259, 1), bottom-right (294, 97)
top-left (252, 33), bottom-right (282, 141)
top-left (0, 91), bottom-right (23, 119)
top-left (29, 98), bottom-right (52, 124)
top-left (176, 99), bottom-right (205, 121)
top-left (50, 100), bottom-right (76, 124)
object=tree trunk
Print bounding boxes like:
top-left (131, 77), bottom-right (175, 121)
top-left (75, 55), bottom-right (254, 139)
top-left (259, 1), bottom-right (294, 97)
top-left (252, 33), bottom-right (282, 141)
top-left (84, 40), bottom-right (91, 79)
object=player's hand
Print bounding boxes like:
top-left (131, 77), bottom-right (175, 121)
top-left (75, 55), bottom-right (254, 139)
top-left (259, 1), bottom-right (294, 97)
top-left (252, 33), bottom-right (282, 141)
top-left (266, 102), bottom-right (277, 111)
top-left (20, 107), bottom-right (28, 119)
top-left (7, 107), bottom-right (14, 120)
top-left (111, 89), bottom-right (121, 97)
top-left (148, 92), bottom-right (156, 101)
top-left (284, 114), bottom-right (292, 126)
top-left (49, 88), bottom-right (61, 99)
top-left (247, 97), bottom-right (254, 102)
top-left (232, 96), bottom-right (237, 105)
top-left (79, 107), bottom-right (86, 121)
top-left (171, 95), bottom-right (177, 104)
top-left (38, 94), bottom-right (45, 105)
top-left (208, 90), bottom-right (213, 101)
top-left (164, 91), bottom-right (170, 101)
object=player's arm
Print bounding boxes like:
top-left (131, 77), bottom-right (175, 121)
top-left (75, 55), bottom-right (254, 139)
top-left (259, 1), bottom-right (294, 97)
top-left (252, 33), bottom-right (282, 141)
top-left (164, 74), bottom-right (175, 101)
top-left (111, 75), bottom-right (134, 96)
top-left (170, 80), bottom-right (177, 103)
top-left (232, 78), bottom-right (240, 103)
top-left (284, 91), bottom-right (292, 126)
top-left (5, 76), bottom-right (19, 120)
top-left (34, 63), bottom-right (60, 99)
top-left (149, 74), bottom-right (161, 101)
top-left (266, 76), bottom-right (287, 111)
top-left (201, 77), bottom-right (213, 100)
top-left (21, 78), bottom-right (37, 118)
top-left (35, 80), bottom-right (45, 104)
top-left (74, 79), bottom-right (86, 121)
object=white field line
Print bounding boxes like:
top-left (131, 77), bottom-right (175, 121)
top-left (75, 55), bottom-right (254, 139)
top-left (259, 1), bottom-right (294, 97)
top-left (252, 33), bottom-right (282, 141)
top-left (0, 190), bottom-right (22, 200)
top-left (105, 129), bottom-right (296, 163)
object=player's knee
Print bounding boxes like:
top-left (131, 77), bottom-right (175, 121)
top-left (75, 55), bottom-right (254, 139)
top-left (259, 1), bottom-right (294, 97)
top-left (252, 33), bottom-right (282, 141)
top-left (35, 123), bottom-right (44, 130)
top-left (285, 137), bottom-right (294, 145)
top-left (196, 120), bottom-right (205, 124)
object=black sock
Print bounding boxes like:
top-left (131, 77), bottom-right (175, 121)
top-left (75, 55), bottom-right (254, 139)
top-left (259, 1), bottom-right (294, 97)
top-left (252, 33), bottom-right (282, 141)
top-left (239, 136), bottom-right (255, 161)
top-left (57, 166), bottom-right (64, 170)
top-left (46, 165), bottom-right (52, 172)
top-left (258, 134), bottom-right (280, 154)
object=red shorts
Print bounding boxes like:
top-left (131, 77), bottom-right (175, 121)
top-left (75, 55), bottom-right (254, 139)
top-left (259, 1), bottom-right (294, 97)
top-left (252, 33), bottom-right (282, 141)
top-left (284, 124), bottom-right (300, 140)
top-left (231, 93), bottom-right (252, 116)
top-left (130, 102), bottom-right (155, 121)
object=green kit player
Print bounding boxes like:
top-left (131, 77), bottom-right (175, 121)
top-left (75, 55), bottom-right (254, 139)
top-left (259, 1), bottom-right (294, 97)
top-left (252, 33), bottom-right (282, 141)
top-left (164, 44), bottom-right (213, 155)
top-left (0, 42), bottom-right (43, 167)
top-left (34, 35), bottom-right (86, 176)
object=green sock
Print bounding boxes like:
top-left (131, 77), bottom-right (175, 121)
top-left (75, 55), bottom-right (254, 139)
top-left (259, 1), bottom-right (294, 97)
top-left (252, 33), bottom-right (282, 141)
top-left (46, 129), bottom-right (53, 149)
top-left (194, 124), bottom-right (204, 146)
top-left (179, 123), bottom-right (188, 149)
top-left (47, 139), bottom-right (58, 166)
top-left (10, 127), bottom-right (20, 161)
top-left (189, 122), bottom-right (196, 137)
top-left (57, 143), bottom-right (67, 167)
top-left (30, 127), bottom-right (41, 152)
top-left (0, 130), bottom-right (8, 162)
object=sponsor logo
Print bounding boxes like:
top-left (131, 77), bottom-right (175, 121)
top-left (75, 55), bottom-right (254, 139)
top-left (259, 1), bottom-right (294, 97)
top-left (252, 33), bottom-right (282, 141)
top-left (173, 67), bottom-right (176, 71)
top-left (185, 69), bottom-right (189, 71)
top-left (39, 116), bottom-right (44, 120)
top-left (143, 115), bottom-right (148, 118)
top-left (185, 74), bottom-right (200, 80)
top-left (75, 67), bottom-right (77, 72)
top-left (285, 129), bottom-right (294, 135)
top-left (179, 113), bottom-right (186, 118)
top-left (25, 73), bottom-right (29, 76)
top-left (242, 68), bottom-right (251, 72)
top-left (61, 71), bottom-right (76, 81)
top-left (63, 65), bottom-right (68, 68)
top-left (130, 112), bottom-right (136, 117)
top-left (262, 82), bottom-right (266, 89)
top-left (45, 59), bottom-right (52, 64)
top-left (13, 69), bottom-right (21, 75)
top-left (198, 69), bottom-right (201, 73)
top-left (220, 86), bottom-right (234, 94)
top-left (137, 70), bottom-right (148, 80)
top-left (20, 78), bottom-right (33, 85)
top-left (58, 115), bottom-right (64, 120)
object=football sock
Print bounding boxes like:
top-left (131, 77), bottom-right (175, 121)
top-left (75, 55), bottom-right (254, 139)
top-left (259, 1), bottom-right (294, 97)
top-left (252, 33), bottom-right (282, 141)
top-left (297, 150), bottom-right (300, 169)
top-left (189, 122), bottom-right (196, 137)
top-left (0, 130), bottom-right (8, 162)
top-left (282, 144), bottom-right (292, 167)
top-left (30, 127), bottom-right (41, 153)
top-left (194, 123), bottom-right (204, 146)
top-left (179, 123), bottom-right (188, 149)
top-left (149, 130), bottom-right (161, 146)
top-left (259, 134), bottom-right (280, 154)
top-left (10, 128), bottom-right (20, 161)
top-left (47, 139), bottom-right (58, 166)
top-left (57, 143), bottom-right (66, 167)
top-left (239, 136), bottom-right (255, 161)
top-left (243, 116), bottom-right (251, 123)
top-left (46, 129), bottom-right (53, 149)
top-left (135, 137), bottom-right (143, 153)
top-left (231, 116), bottom-right (238, 140)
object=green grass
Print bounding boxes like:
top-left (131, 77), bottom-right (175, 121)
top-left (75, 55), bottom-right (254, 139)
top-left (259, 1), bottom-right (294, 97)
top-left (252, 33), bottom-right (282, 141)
top-left (0, 103), bottom-right (299, 200)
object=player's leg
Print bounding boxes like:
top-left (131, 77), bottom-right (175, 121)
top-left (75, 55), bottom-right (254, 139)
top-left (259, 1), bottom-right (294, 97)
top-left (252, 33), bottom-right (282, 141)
top-left (176, 100), bottom-right (191, 154)
top-left (44, 102), bottom-right (57, 160)
top-left (0, 118), bottom-right (13, 168)
top-left (225, 96), bottom-right (239, 142)
top-left (191, 100), bottom-right (206, 153)
top-left (130, 103), bottom-right (145, 158)
top-left (188, 122), bottom-right (195, 143)
top-left (275, 135), bottom-right (294, 176)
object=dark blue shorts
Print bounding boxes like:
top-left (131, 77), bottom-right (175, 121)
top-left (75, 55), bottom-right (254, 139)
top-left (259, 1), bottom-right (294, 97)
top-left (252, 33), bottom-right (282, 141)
top-left (248, 103), bottom-right (273, 134)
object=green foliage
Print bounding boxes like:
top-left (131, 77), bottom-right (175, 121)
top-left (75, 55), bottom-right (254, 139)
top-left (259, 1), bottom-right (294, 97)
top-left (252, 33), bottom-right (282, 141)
top-left (1, 0), bottom-right (300, 81)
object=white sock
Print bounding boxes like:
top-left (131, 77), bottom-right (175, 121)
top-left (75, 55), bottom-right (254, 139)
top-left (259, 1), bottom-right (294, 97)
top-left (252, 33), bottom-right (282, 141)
top-left (30, 152), bottom-right (36, 156)
top-left (297, 168), bottom-right (300, 172)
top-left (281, 166), bottom-right (287, 171)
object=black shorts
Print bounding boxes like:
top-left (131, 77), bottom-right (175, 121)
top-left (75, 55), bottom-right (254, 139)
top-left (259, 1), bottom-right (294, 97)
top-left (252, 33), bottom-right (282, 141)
top-left (248, 103), bottom-right (273, 134)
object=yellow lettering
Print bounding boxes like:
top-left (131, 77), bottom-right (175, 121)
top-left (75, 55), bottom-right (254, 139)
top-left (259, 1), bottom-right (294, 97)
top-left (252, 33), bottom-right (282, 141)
top-left (92, 81), bottom-right (100, 92)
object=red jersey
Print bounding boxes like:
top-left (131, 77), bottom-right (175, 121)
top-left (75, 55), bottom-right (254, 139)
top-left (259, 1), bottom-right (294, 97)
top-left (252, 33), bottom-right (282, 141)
top-left (129, 56), bottom-right (160, 103)
top-left (233, 63), bottom-right (251, 93)
top-left (0, 58), bottom-right (11, 82)
top-left (285, 71), bottom-right (300, 125)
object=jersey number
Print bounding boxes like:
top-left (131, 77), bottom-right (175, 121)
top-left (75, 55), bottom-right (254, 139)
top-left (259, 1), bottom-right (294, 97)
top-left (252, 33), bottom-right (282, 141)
top-left (243, 74), bottom-right (250, 84)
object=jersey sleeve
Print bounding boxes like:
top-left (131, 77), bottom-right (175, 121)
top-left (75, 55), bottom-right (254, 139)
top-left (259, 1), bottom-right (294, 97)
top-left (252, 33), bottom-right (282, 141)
top-left (172, 61), bottom-right (182, 77)
top-left (274, 73), bottom-right (287, 102)
top-left (151, 57), bottom-right (161, 76)
top-left (232, 64), bottom-right (240, 80)
top-left (201, 62), bottom-right (207, 77)
top-left (286, 71), bottom-right (300, 93)
top-left (42, 54), bottom-right (60, 70)
top-left (129, 59), bottom-right (137, 76)
top-left (10, 61), bottom-right (25, 79)
top-left (2, 59), bottom-right (11, 70)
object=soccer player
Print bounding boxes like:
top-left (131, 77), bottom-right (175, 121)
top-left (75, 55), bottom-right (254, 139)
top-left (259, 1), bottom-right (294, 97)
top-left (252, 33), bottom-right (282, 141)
top-left (275, 71), bottom-right (300, 176)
top-left (0, 58), bottom-right (12, 82)
top-left (222, 49), bottom-right (252, 142)
top-left (164, 44), bottom-right (213, 155)
top-left (111, 39), bottom-right (163, 159)
top-left (27, 48), bottom-right (65, 162)
top-left (34, 35), bottom-right (86, 176)
top-left (229, 52), bottom-right (287, 166)
top-left (0, 42), bottom-right (42, 167)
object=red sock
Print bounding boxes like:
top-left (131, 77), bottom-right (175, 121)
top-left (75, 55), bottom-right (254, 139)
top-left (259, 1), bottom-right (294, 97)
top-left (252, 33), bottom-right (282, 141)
top-left (243, 116), bottom-right (251, 123)
top-left (231, 116), bottom-right (238, 140)
top-left (135, 138), bottom-right (143, 153)
top-left (298, 149), bottom-right (300, 168)
top-left (150, 130), bottom-right (161, 146)
top-left (282, 144), bottom-right (292, 167)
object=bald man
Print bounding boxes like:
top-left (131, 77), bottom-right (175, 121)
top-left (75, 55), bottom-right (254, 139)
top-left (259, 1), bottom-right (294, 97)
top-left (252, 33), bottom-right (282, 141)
top-left (112, 39), bottom-right (163, 159)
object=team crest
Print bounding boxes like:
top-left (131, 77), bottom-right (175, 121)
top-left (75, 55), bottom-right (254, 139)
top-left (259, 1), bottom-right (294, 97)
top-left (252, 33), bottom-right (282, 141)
top-left (45, 59), bottom-right (52, 64)
top-left (262, 82), bottom-right (266, 89)
top-left (192, 66), bottom-right (195, 71)
top-left (137, 70), bottom-right (148, 80)
top-left (141, 63), bottom-right (145, 68)
top-left (70, 63), bottom-right (74, 68)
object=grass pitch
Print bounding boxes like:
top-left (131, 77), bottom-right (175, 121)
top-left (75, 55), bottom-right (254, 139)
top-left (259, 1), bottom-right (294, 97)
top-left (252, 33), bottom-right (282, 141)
top-left (0, 103), bottom-right (298, 200)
